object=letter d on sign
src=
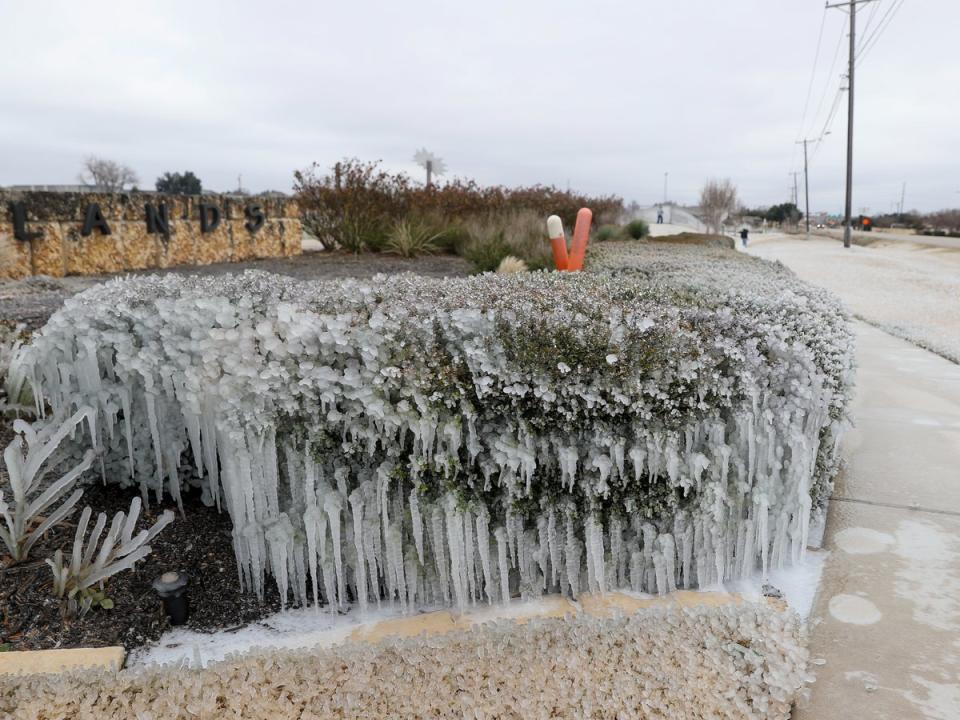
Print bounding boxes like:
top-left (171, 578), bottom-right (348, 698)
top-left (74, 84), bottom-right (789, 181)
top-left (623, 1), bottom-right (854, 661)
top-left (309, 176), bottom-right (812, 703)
top-left (199, 203), bottom-right (221, 233)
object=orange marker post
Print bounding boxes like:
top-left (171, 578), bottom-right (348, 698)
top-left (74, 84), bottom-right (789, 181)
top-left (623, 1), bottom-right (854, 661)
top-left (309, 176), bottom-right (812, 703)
top-left (567, 208), bottom-right (593, 271)
top-left (547, 215), bottom-right (569, 271)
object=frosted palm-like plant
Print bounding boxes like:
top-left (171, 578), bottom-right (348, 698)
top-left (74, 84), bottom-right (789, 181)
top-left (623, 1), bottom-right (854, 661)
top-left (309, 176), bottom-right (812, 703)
top-left (0, 323), bottom-right (25, 409)
top-left (0, 406), bottom-right (96, 563)
top-left (47, 496), bottom-right (174, 616)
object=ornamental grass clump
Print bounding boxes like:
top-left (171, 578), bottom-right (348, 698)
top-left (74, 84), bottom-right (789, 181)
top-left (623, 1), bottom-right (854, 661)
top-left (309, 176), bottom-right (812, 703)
top-left (0, 407), bottom-right (96, 563)
top-left (47, 496), bottom-right (173, 617)
top-left (9, 241), bottom-right (853, 610)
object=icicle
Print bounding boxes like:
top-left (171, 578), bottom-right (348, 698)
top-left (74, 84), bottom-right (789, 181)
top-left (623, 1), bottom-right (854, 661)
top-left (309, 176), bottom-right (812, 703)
top-left (350, 488), bottom-right (367, 614)
top-left (409, 489), bottom-right (424, 564)
top-left (324, 491), bottom-right (345, 608)
top-left (495, 526), bottom-right (511, 604)
top-left (476, 510), bottom-right (494, 603)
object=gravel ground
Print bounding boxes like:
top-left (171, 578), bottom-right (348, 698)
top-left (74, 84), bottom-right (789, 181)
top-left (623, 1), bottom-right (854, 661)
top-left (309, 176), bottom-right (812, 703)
top-left (0, 249), bottom-right (471, 330)
top-left (747, 234), bottom-right (960, 363)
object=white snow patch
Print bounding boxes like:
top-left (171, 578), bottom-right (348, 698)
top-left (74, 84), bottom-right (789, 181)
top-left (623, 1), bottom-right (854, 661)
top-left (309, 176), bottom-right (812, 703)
top-left (834, 527), bottom-right (895, 555)
top-left (716, 549), bottom-right (827, 619)
top-left (131, 555), bottom-right (826, 669)
top-left (828, 594), bottom-right (882, 625)
top-left (893, 519), bottom-right (960, 631)
top-left (902, 674), bottom-right (960, 720)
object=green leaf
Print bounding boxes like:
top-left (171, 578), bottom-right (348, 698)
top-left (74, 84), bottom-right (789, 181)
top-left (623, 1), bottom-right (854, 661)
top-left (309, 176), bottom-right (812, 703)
top-left (99, 598), bottom-right (114, 610)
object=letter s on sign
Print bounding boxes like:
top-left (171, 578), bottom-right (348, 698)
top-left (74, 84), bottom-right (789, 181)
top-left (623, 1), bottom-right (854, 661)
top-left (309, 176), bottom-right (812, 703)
top-left (244, 204), bottom-right (265, 233)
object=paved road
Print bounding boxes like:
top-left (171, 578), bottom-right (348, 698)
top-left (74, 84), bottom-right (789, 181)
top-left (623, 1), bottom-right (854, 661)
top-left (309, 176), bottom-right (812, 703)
top-left (745, 233), bottom-right (960, 364)
top-left (813, 227), bottom-right (960, 251)
top-left (792, 323), bottom-right (960, 719)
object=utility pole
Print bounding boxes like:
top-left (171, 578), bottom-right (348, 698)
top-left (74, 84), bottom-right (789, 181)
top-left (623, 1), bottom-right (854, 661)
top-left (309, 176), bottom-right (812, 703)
top-left (899, 181), bottom-right (906, 215)
top-left (796, 132), bottom-right (829, 236)
top-left (827, 0), bottom-right (877, 248)
top-left (790, 171), bottom-right (800, 206)
top-left (663, 172), bottom-right (668, 204)
top-left (802, 141), bottom-right (811, 234)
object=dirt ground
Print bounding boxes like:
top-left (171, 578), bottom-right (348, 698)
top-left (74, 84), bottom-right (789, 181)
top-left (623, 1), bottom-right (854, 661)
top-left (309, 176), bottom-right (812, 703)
top-left (0, 248), bottom-right (471, 330)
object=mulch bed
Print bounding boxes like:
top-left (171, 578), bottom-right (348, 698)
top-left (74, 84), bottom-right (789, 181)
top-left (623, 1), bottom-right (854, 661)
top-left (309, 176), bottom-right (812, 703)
top-left (0, 250), bottom-right (469, 652)
top-left (0, 480), bottom-right (283, 652)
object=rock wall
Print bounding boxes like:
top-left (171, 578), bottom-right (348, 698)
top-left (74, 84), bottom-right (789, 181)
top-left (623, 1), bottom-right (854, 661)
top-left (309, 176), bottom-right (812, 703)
top-left (0, 191), bottom-right (301, 279)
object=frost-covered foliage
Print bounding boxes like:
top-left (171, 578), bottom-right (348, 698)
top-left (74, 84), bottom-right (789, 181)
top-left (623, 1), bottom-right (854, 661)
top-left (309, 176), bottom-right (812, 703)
top-left (0, 407), bottom-right (96, 563)
top-left (0, 323), bottom-right (25, 408)
top-left (9, 241), bottom-right (853, 609)
top-left (47, 496), bottom-right (173, 616)
top-left (0, 604), bottom-right (809, 719)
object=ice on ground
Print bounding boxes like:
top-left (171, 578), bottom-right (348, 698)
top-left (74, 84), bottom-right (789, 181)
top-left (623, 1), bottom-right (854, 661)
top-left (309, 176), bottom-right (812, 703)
top-left (131, 552), bottom-right (826, 669)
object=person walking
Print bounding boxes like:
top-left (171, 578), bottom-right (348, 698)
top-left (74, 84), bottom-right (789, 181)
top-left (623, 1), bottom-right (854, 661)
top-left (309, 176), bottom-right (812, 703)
top-left (740, 227), bottom-right (749, 247)
top-left (657, 207), bottom-right (664, 224)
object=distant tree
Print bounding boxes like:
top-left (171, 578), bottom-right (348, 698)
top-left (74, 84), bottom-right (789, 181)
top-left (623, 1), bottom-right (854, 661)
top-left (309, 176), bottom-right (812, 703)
top-left (155, 171), bottom-right (203, 195)
top-left (698, 178), bottom-right (738, 235)
top-left (78, 156), bottom-right (139, 191)
top-left (764, 203), bottom-right (803, 224)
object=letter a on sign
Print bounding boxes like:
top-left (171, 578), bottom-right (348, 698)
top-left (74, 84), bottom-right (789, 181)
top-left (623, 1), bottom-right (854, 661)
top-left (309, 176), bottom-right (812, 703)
top-left (81, 204), bottom-right (111, 236)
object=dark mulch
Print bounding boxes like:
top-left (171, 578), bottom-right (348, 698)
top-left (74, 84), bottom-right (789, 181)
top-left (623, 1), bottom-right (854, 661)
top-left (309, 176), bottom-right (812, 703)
top-left (0, 250), bottom-right (471, 330)
top-left (0, 480), bottom-right (283, 652)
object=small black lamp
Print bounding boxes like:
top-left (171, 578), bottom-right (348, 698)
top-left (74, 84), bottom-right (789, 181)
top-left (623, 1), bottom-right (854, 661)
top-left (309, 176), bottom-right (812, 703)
top-left (153, 571), bottom-right (189, 625)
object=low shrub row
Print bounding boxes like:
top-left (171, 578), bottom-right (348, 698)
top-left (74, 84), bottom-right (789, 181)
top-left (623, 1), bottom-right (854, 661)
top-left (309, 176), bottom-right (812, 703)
top-left (8, 241), bottom-right (854, 610)
top-left (294, 159), bottom-right (625, 270)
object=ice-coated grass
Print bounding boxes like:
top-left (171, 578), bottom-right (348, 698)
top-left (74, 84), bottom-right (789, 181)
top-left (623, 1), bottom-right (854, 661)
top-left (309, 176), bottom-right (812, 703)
top-left (8, 241), bottom-right (854, 609)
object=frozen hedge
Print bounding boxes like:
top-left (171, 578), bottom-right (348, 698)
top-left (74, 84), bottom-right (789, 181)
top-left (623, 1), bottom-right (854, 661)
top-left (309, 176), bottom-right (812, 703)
top-left (8, 241), bottom-right (854, 608)
top-left (0, 604), bottom-right (809, 719)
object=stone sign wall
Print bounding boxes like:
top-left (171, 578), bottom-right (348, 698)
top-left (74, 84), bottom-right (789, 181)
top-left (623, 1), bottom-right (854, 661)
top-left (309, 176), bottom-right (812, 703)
top-left (0, 191), bottom-right (301, 279)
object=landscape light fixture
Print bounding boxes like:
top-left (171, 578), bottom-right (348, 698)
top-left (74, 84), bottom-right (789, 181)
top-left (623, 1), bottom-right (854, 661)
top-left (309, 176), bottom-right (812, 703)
top-left (413, 148), bottom-right (447, 188)
top-left (153, 571), bottom-right (189, 626)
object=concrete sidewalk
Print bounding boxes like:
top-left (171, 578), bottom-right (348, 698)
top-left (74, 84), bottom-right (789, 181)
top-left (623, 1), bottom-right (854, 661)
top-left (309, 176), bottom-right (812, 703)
top-left (793, 322), bottom-right (960, 719)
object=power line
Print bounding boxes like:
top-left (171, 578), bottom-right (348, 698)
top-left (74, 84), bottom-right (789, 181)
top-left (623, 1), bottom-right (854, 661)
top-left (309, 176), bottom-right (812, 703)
top-left (856, 1), bottom-right (883, 50)
top-left (805, 16), bottom-right (847, 140)
top-left (795, 7), bottom-right (829, 145)
top-left (856, 0), bottom-right (905, 66)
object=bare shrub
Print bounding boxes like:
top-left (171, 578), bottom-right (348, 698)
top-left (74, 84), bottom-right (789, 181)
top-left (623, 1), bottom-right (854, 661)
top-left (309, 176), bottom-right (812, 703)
top-left (79, 156), bottom-right (139, 191)
top-left (699, 179), bottom-right (739, 235)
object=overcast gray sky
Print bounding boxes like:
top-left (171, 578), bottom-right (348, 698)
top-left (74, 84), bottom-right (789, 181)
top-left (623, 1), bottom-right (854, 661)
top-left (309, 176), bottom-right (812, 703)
top-left (1, 0), bottom-right (955, 213)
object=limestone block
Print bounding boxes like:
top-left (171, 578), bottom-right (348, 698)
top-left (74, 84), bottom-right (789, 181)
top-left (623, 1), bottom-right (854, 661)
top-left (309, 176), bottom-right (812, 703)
top-left (31, 222), bottom-right (66, 277)
top-left (119, 221), bottom-right (162, 270)
top-left (0, 646), bottom-right (125, 676)
top-left (64, 222), bottom-right (124, 275)
top-left (1, 230), bottom-right (31, 279)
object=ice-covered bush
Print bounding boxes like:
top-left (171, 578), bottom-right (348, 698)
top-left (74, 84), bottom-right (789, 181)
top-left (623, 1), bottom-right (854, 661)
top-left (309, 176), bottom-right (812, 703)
top-left (47, 496), bottom-right (173, 616)
top-left (0, 323), bottom-right (25, 409)
top-left (0, 407), bottom-right (96, 563)
top-left (9, 241), bottom-right (853, 609)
